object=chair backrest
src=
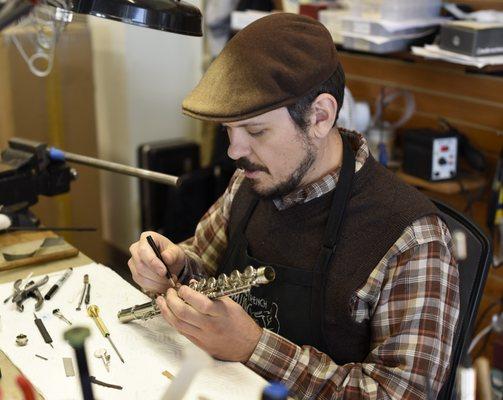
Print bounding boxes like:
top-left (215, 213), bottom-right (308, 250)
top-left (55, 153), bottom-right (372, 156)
top-left (433, 200), bottom-right (492, 399)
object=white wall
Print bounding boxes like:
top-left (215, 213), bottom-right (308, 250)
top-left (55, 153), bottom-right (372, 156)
top-left (88, 6), bottom-right (203, 252)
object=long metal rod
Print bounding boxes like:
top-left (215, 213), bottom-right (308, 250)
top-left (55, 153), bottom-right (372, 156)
top-left (61, 151), bottom-right (179, 187)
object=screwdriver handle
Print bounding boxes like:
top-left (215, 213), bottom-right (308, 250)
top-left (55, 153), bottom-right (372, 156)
top-left (87, 305), bottom-right (109, 337)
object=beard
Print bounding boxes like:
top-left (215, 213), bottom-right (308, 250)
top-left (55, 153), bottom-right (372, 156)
top-left (237, 133), bottom-right (317, 200)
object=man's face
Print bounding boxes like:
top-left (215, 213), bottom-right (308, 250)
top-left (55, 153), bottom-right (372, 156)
top-left (224, 107), bottom-right (316, 199)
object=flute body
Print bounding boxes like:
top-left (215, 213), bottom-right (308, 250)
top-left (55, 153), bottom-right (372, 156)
top-left (118, 266), bottom-right (275, 323)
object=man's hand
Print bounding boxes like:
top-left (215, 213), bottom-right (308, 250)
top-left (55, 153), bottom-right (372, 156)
top-left (128, 231), bottom-right (186, 293)
top-left (156, 285), bottom-right (262, 362)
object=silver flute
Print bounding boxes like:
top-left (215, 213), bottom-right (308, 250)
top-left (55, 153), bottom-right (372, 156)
top-left (117, 266), bottom-right (275, 323)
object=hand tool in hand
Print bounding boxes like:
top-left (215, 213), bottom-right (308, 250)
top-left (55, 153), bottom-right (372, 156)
top-left (64, 327), bottom-right (95, 400)
top-left (76, 274), bottom-right (89, 311)
top-left (44, 268), bottom-right (73, 300)
top-left (33, 313), bottom-right (53, 349)
top-left (146, 235), bottom-right (176, 287)
top-left (53, 309), bottom-right (72, 325)
top-left (87, 305), bottom-right (125, 363)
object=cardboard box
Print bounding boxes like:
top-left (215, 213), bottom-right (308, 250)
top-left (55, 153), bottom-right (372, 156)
top-left (0, 19), bottom-right (103, 259)
top-left (439, 21), bottom-right (503, 57)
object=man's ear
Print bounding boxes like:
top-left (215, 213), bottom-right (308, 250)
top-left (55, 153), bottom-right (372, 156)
top-left (308, 93), bottom-right (338, 139)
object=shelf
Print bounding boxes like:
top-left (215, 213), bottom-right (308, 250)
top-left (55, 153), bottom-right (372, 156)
top-left (336, 47), bottom-right (503, 76)
top-left (396, 171), bottom-right (487, 195)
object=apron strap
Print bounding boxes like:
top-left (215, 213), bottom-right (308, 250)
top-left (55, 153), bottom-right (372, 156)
top-left (311, 134), bottom-right (356, 350)
top-left (317, 134), bottom-right (355, 273)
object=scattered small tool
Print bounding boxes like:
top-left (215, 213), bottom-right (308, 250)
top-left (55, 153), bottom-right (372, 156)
top-left (33, 313), bottom-right (53, 349)
top-left (90, 376), bottom-right (122, 390)
top-left (85, 283), bottom-right (91, 305)
top-left (53, 309), bottom-right (72, 325)
top-left (4, 272), bottom-right (33, 304)
top-left (12, 275), bottom-right (49, 312)
top-left (16, 334), bottom-right (28, 346)
top-left (87, 305), bottom-right (125, 363)
top-left (94, 348), bottom-right (110, 372)
top-left (35, 354), bottom-right (48, 361)
top-left (76, 274), bottom-right (89, 311)
top-left (45, 268), bottom-right (73, 300)
top-left (63, 357), bottom-right (76, 377)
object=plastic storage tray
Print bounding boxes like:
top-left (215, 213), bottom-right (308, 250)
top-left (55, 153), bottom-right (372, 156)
top-left (342, 35), bottom-right (413, 53)
top-left (341, 17), bottom-right (437, 37)
top-left (348, 0), bottom-right (441, 20)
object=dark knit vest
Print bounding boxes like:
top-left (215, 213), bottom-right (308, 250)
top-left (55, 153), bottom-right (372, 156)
top-left (227, 140), bottom-right (438, 364)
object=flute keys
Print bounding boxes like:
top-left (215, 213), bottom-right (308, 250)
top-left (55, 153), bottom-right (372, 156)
top-left (206, 277), bottom-right (217, 289)
top-left (217, 273), bottom-right (228, 287)
top-left (195, 278), bottom-right (206, 291)
top-left (243, 266), bottom-right (254, 280)
top-left (230, 270), bottom-right (241, 284)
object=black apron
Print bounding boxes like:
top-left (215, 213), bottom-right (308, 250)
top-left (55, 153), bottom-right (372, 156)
top-left (217, 135), bottom-right (355, 352)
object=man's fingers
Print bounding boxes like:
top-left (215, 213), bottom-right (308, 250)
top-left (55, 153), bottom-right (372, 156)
top-left (165, 288), bottom-right (205, 328)
top-left (128, 259), bottom-right (170, 292)
top-left (156, 296), bottom-right (202, 337)
top-left (138, 244), bottom-right (167, 277)
top-left (177, 285), bottom-right (222, 316)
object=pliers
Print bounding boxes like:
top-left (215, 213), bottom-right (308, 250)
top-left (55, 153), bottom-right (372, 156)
top-left (12, 275), bottom-right (49, 312)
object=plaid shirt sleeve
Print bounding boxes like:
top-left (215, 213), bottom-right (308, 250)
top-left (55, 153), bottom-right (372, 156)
top-left (245, 215), bottom-right (460, 400)
top-left (177, 170), bottom-right (245, 282)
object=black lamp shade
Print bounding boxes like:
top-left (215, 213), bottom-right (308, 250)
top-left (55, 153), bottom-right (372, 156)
top-left (71, 0), bottom-right (202, 36)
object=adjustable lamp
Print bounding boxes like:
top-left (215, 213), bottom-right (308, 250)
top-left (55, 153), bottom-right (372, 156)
top-left (0, 0), bottom-right (202, 36)
top-left (70, 0), bottom-right (202, 36)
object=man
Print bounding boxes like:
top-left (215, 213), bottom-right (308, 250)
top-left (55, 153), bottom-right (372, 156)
top-left (128, 13), bottom-right (460, 399)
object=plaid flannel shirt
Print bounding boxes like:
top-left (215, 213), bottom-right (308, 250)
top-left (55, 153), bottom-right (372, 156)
top-left (179, 133), bottom-right (460, 400)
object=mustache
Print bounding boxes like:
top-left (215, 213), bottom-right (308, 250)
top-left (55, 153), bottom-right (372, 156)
top-left (236, 158), bottom-right (269, 173)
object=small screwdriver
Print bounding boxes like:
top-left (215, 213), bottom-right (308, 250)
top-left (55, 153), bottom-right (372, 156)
top-left (87, 305), bottom-right (125, 363)
top-left (146, 235), bottom-right (176, 287)
top-left (33, 313), bottom-right (53, 349)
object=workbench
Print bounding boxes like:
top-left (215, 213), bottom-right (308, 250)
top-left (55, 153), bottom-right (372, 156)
top-left (0, 230), bottom-right (93, 400)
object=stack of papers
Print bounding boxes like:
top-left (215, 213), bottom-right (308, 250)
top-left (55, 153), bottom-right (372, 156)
top-left (412, 44), bottom-right (503, 68)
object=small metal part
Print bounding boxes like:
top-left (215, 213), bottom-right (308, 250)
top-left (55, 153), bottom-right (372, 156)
top-left (89, 376), bottom-right (123, 390)
top-left (162, 370), bottom-right (174, 380)
top-left (94, 348), bottom-right (110, 372)
top-left (53, 309), bottom-right (72, 325)
top-left (16, 334), bottom-right (28, 346)
top-left (35, 354), bottom-right (48, 361)
top-left (63, 357), bottom-right (75, 377)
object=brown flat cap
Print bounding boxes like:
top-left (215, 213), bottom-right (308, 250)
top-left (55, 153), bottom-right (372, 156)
top-left (182, 12), bottom-right (339, 122)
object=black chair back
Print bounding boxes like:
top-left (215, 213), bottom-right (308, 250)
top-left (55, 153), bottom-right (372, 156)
top-left (434, 200), bottom-right (492, 399)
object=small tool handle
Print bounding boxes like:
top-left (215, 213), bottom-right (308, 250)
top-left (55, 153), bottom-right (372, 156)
top-left (85, 284), bottom-right (91, 304)
top-left (87, 305), bottom-right (109, 337)
top-left (34, 316), bottom-right (53, 344)
top-left (44, 284), bottom-right (58, 300)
